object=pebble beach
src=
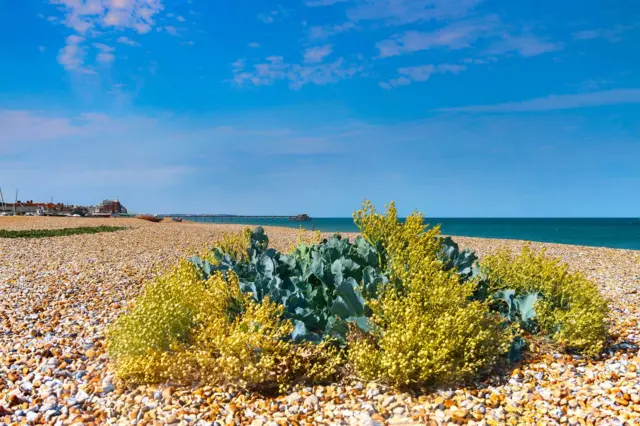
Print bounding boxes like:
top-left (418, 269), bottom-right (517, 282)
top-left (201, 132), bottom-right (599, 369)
top-left (1, 217), bottom-right (639, 426)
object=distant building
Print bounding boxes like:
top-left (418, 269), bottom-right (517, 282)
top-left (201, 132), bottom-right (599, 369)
top-left (95, 198), bottom-right (127, 215)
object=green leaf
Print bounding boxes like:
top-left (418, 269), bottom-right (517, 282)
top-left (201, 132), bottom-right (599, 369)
top-left (291, 320), bottom-right (308, 342)
top-left (513, 292), bottom-right (540, 333)
top-left (508, 336), bottom-right (527, 363)
top-left (347, 316), bottom-right (370, 333)
top-left (331, 277), bottom-right (365, 319)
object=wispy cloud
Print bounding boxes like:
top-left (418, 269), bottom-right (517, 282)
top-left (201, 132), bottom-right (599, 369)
top-left (257, 6), bottom-right (287, 24)
top-left (303, 45), bottom-right (333, 63)
top-left (248, 42), bottom-right (261, 48)
top-left (486, 33), bottom-right (562, 57)
top-left (117, 36), bottom-right (140, 46)
top-left (308, 22), bottom-right (357, 40)
top-left (231, 55), bottom-right (363, 89)
top-left (48, 0), bottom-right (166, 71)
top-left (164, 25), bottom-right (179, 36)
top-left (572, 24), bottom-right (639, 43)
top-left (376, 17), bottom-right (496, 57)
top-left (58, 35), bottom-right (89, 72)
top-left (94, 43), bottom-right (115, 63)
top-left (0, 110), bottom-right (88, 146)
top-left (380, 64), bottom-right (466, 89)
top-left (436, 89), bottom-right (640, 113)
top-left (376, 17), bottom-right (560, 61)
top-left (2, 107), bottom-right (638, 216)
top-left (346, 0), bottom-right (484, 26)
top-left (306, 0), bottom-right (350, 6)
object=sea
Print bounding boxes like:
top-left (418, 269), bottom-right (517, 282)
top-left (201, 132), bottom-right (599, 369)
top-left (181, 217), bottom-right (640, 251)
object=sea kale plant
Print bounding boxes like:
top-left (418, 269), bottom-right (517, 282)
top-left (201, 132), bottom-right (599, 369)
top-left (189, 227), bottom-right (388, 343)
top-left (108, 200), bottom-right (609, 391)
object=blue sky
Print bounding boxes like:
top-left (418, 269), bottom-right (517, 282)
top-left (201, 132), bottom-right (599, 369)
top-left (0, 0), bottom-right (638, 216)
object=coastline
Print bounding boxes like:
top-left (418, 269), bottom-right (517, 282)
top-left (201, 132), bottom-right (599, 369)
top-left (1, 217), bottom-right (639, 424)
top-left (181, 216), bottom-right (640, 251)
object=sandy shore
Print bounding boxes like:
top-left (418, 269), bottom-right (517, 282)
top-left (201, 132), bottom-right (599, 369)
top-left (1, 217), bottom-right (639, 425)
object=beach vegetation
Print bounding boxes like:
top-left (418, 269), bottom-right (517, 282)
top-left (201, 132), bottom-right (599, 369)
top-left (189, 227), bottom-right (387, 343)
top-left (108, 200), bottom-right (609, 391)
top-left (0, 225), bottom-right (126, 238)
top-left (348, 202), bottom-right (512, 387)
top-left (107, 260), bottom-right (340, 391)
top-left (481, 247), bottom-right (609, 356)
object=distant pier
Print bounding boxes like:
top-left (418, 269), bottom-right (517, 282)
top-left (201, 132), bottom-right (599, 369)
top-left (160, 214), bottom-right (311, 222)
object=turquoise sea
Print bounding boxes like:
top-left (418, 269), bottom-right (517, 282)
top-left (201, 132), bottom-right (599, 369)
top-left (182, 217), bottom-right (640, 251)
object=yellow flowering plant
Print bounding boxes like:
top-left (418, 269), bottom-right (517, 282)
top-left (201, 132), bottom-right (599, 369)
top-left (349, 201), bottom-right (512, 387)
top-left (482, 246), bottom-right (609, 356)
top-left (107, 258), bottom-right (340, 391)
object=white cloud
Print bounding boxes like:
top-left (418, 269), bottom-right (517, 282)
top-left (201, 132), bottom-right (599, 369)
top-left (380, 64), bottom-right (466, 89)
top-left (572, 24), bottom-right (638, 43)
top-left (248, 42), bottom-right (261, 48)
top-left (303, 45), bottom-right (333, 63)
top-left (94, 43), bottom-right (116, 63)
top-left (51, 0), bottom-right (164, 34)
top-left (257, 7), bottom-right (287, 24)
top-left (231, 55), bottom-right (363, 89)
top-left (57, 35), bottom-right (88, 71)
top-left (347, 0), bottom-right (484, 26)
top-left (308, 22), bottom-right (356, 40)
top-left (176, 15), bottom-right (186, 22)
top-left (306, 0), bottom-right (350, 6)
top-left (487, 33), bottom-right (562, 57)
top-left (376, 17), bottom-right (497, 57)
top-left (376, 17), bottom-right (560, 60)
top-left (0, 110), bottom-right (88, 146)
top-left (117, 36), bottom-right (140, 46)
top-left (49, 0), bottom-right (165, 71)
top-left (164, 25), bottom-right (179, 36)
top-left (436, 89), bottom-right (640, 113)
top-left (39, 46), bottom-right (47, 52)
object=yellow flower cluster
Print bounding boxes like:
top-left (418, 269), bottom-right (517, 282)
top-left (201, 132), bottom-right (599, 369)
top-left (482, 246), bottom-right (609, 356)
top-left (198, 227), bottom-right (253, 264)
top-left (349, 202), bottom-right (511, 387)
top-left (288, 226), bottom-right (323, 253)
top-left (107, 255), bottom-right (340, 391)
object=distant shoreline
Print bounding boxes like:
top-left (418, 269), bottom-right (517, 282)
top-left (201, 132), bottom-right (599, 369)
top-left (2, 215), bottom-right (639, 251)
top-left (178, 216), bottom-right (640, 251)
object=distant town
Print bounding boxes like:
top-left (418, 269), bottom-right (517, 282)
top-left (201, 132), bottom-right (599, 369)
top-left (0, 198), bottom-right (129, 217)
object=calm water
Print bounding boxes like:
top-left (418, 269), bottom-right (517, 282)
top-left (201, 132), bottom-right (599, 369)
top-left (182, 217), bottom-right (640, 251)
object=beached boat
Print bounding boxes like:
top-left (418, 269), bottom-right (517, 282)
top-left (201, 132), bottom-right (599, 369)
top-left (171, 217), bottom-right (183, 222)
top-left (137, 214), bottom-right (163, 223)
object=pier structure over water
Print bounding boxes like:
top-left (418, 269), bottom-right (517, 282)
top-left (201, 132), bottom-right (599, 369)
top-left (160, 213), bottom-right (312, 222)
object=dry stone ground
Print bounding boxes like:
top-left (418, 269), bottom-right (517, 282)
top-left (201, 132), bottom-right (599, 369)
top-left (1, 217), bottom-right (639, 425)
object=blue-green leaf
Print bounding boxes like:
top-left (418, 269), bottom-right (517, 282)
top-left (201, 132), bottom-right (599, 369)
top-left (332, 277), bottom-right (365, 319)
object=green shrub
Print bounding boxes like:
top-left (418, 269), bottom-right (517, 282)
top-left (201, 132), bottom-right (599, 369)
top-left (481, 246), bottom-right (609, 356)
